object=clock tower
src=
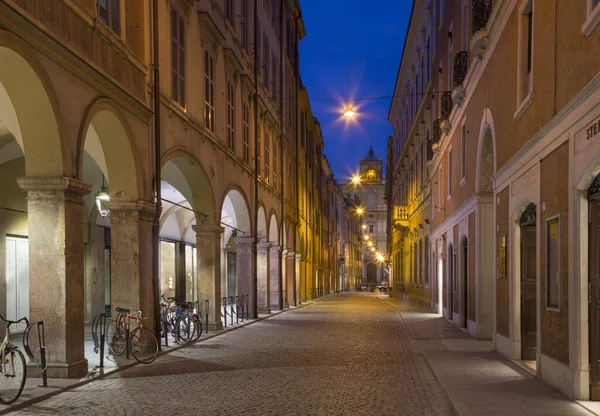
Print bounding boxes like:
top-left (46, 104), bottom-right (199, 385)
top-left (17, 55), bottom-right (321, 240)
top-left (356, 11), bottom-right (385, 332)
top-left (360, 146), bottom-right (383, 182)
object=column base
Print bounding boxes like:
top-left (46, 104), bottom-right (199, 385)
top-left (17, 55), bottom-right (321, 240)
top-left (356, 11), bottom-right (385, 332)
top-left (28, 358), bottom-right (88, 379)
top-left (208, 321), bottom-right (224, 331)
top-left (257, 307), bottom-right (271, 314)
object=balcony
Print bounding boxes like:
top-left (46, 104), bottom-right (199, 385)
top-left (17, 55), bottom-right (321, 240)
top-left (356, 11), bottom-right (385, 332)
top-left (392, 205), bottom-right (409, 228)
top-left (471, 0), bottom-right (492, 58)
top-left (452, 51), bottom-right (468, 106)
top-left (440, 92), bottom-right (453, 133)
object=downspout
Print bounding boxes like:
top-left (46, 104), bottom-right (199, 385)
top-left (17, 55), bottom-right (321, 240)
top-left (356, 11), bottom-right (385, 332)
top-left (294, 13), bottom-right (300, 306)
top-left (252, 0), bottom-right (259, 319)
top-left (151, 0), bottom-right (162, 342)
top-left (278, 0), bottom-right (284, 310)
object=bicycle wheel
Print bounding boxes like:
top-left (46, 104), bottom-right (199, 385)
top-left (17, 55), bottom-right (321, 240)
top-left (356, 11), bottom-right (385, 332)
top-left (106, 320), bottom-right (126, 356)
top-left (192, 315), bottom-right (202, 342)
top-left (0, 348), bottom-right (26, 404)
top-left (130, 327), bottom-right (158, 364)
top-left (175, 314), bottom-right (196, 344)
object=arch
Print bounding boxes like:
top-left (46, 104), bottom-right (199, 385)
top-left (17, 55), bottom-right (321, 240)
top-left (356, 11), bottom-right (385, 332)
top-left (221, 188), bottom-right (252, 244)
top-left (257, 205), bottom-right (267, 240)
top-left (77, 97), bottom-right (142, 201)
top-left (0, 32), bottom-right (65, 175)
top-left (475, 108), bottom-right (497, 194)
top-left (366, 263), bottom-right (377, 284)
top-left (161, 148), bottom-right (216, 223)
top-left (268, 211), bottom-right (278, 244)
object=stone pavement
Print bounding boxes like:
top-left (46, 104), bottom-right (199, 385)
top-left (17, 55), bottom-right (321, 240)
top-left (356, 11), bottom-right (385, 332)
top-left (6, 293), bottom-right (455, 416)
top-left (379, 294), bottom-right (595, 416)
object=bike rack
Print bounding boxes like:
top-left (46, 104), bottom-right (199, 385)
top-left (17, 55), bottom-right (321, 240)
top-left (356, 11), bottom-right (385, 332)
top-left (228, 296), bottom-right (236, 325)
top-left (23, 321), bottom-right (48, 387)
top-left (91, 313), bottom-right (106, 368)
top-left (235, 296), bottom-right (240, 324)
top-left (221, 297), bottom-right (228, 328)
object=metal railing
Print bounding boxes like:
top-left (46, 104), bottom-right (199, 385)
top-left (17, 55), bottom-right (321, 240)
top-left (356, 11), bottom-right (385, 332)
top-left (453, 51), bottom-right (468, 88)
top-left (23, 321), bottom-right (48, 387)
top-left (472, 0), bottom-right (493, 34)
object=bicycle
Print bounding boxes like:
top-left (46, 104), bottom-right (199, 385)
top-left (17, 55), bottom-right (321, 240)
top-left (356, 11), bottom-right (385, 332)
top-left (160, 295), bottom-right (201, 344)
top-left (106, 309), bottom-right (158, 364)
top-left (0, 315), bottom-right (29, 404)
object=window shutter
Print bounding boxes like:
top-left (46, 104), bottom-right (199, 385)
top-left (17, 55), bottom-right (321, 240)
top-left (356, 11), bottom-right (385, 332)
top-left (171, 9), bottom-right (179, 103)
top-left (179, 13), bottom-right (185, 106)
top-left (110, 0), bottom-right (120, 36)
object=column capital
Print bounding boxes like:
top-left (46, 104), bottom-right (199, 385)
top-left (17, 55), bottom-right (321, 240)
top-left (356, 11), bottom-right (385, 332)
top-left (193, 223), bottom-right (224, 239)
top-left (235, 236), bottom-right (255, 246)
top-left (257, 240), bottom-right (272, 251)
top-left (286, 251), bottom-right (296, 258)
top-left (109, 200), bottom-right (156, 221)
top-left (18, 176), bottom-right (91, 203)
top-left (270, 245), bottom-right (281, 253)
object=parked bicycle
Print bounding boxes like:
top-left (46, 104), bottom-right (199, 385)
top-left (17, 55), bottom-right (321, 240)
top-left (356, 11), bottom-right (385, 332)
top-left (0, 315), bottom-right (28, 404)
top-left (160, 295), bottom-right (201, 344)
top-left (106, 308), bottom-right (158, 364)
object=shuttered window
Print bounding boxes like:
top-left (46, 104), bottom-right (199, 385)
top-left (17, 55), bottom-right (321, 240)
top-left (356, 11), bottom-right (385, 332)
top-left (98, 0), bottom-right (120, 36)
top-left (243, 103), bottom-right (250, 164)
top-left (204, 50), bottom-right (215, 132)
top-left (265, 130), bottom-right (271, 183)
top-left (227, 81), bottom-right (236, 151)
top-left (171, 7), bottom-right (186, 107)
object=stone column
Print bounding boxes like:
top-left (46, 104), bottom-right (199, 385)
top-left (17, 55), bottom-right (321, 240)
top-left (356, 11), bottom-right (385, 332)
top-left (286, 251), bottom-right (296, 307)
top-left (18, 177), bottom-right (90, 378)
top-left (257, 239), bottom-right (271, 313)
top-left (109, 201), bottom-right (155, 326)
top-left (270, 245), bottom-right (281, 311)
top-left (297, 253), bottom-right (304, 303)
top-left (235, 236), bottom-right (254, 318)
top-left (194, 223), bottom-right (224, 330)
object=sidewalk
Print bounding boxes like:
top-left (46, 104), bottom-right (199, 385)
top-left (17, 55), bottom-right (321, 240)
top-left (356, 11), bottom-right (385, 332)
top-left (379, 295), bottom-right (595, 416)
top-left (0, 305), bottom-right (310, 414)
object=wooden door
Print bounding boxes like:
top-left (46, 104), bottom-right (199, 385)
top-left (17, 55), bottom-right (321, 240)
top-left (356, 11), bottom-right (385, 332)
top-left (462, 241), bottom-right (468, 328)
top-left (520, 225), bottom-right (537, 361)
top-left (590, 201), bottom-right (600, 399)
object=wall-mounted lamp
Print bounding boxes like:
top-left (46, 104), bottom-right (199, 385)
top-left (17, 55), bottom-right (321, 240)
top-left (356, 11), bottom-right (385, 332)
top-left (95, 175), bottom-right (110, 217)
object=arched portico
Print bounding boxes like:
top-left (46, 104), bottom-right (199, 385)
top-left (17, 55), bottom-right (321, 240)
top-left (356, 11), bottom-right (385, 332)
top-left (256, 205), bottom-right (270, 313)
top-left (161, 152), bottom-right (221, 329)
top-left (220, 187), bottom-right (253, 324)
top-left (268, 213), bottom-right (281, 310)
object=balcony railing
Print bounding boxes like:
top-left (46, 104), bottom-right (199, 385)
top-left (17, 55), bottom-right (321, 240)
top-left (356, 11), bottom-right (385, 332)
top-left (453, 51), bottom-right (468, 89)
top-left (432, 119), bottom-right (442, 144)
top-left (441, 91), bottom-right (453, 120)
top-left (472, 0), bottom-right (493, 34)
top-left (393, 206), bottom-right (409, 227)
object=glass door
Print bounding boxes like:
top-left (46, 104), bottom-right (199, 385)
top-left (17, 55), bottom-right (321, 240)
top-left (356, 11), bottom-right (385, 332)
top-left (6, 236), bottom-right (29, 332)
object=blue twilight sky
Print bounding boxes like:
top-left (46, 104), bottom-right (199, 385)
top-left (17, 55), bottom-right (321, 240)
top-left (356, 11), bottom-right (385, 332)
top-left (299, 0), bottom-right (412, 180)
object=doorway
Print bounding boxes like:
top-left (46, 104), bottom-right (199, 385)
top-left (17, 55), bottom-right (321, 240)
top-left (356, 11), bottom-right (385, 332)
top-left (448, 243), bottom-right (454, 320)
top-left (589, 175), bottom-right (600, 399)
top-left (520, 203), bottom-right (537, 361)
top-left (226, 251), bottom-right (237, 300)
top-left (461, 238), bottom-right (468, 328)
top-left (6, 236), bottom-right (29, 333)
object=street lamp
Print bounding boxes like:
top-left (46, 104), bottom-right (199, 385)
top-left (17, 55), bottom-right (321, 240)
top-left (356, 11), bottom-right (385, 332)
top-left (95, 175), bottom-right (110, 217)
top-left (343, 107), bottom-right (356, 118)
top-left (356, 207), bottom-right (364, 215)
top-left (352, 175), bottom-right (361, 185)
top-left (361, 224), bottom-right (367, 230)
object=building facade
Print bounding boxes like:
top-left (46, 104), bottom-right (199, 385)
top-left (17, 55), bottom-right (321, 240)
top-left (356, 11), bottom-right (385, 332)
top-left (342, 147), bottom-right (387, 289)
top-left (0, 0), bottom-right (360, 379)
top-left (388, 0), bottom-right (600, 400)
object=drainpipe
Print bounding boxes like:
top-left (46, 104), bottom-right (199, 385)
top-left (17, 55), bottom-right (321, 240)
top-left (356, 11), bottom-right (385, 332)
top-left (252, 0), bottom-right (259, 319)
top-left (151, 0), bottom-right (162, 342)
top-left (277, 0), bottom-right (284, 310)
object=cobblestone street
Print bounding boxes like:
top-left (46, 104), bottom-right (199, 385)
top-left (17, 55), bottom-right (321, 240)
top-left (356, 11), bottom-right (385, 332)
top-left (9, 293), bottom-right (454, 416)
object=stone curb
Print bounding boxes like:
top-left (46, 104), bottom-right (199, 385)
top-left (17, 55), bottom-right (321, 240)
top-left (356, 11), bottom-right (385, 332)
top-left (0, 301), bottom-right (316, 415)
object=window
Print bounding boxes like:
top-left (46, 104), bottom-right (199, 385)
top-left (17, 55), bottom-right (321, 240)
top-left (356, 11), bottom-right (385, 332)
top-left (265, 130), bottom-right (271, 182)
top-left (204, 50), bottom-right (215, 132)
top-left (426, 36), bottom-right (430, 83)
top-left (227, 81), bottom-right (235, 152)
top-left (241, 0), bottom-right (249, 50)
top-left (171, 6), bottom-right (185, 107)
top-left (256, 21), bottom-right (261, 67)
top-left (225, 0), bottom-right (235, 26)
top-left (448, 148), bottom-right (453, 198)
top-left (448, 21), bottom-right (453, 93)
top-left (546, 216), bottom-right (560, 309)
top-left (98, 0), bottom-right (120, 35)
top-left (583, 0), bottom-right (600, 36)
top-left (257, 125), bottom-right (262, 175)
top-left (461, 0), bottom-right (469, 50)
top-left (516, 0), bottom-right (534, 112)
top-left (273, 139), bottom-right (278, 188)
top-left (243, 103), bottom-right (250, 164)
top-left (461, 121), bottom-right (467, 182)
top-left (263, 36), bottom-right (270, 85)
top-left (369, 224), bottom-right (374, 234)
top-left (498, 235), bottom-right (507, 279)
top-left (271, 52), bottom-right (277, 97)
top-left (440, 0), bottom-right (445, 28)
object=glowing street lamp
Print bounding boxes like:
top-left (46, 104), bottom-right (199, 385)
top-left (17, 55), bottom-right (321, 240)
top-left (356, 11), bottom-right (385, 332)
top-left (95, 176), bottom-right (110, 217)
top-left (361, 224), bottom-right (367, 230)
top-left (356, 207), bottom-right (364, 215)
top-left (376, 253), bottom-right (385, 262)
top-left (343, 107), bottom-right (356, 118)
top-left (352, 175), bottom-right (361, 185)
top-left (363, 235), bottom-right (369, 240)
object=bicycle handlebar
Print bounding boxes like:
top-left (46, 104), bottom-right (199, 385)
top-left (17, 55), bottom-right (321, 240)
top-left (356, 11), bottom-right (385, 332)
top-left (0, 315), bottom-right (29, 327)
